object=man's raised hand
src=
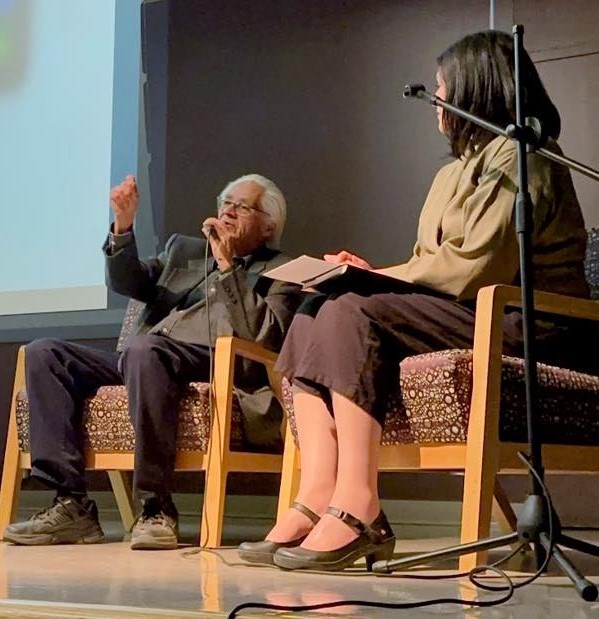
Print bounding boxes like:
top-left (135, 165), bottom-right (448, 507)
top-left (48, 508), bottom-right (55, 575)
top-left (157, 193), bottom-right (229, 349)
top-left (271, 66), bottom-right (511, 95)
top-left (110, 175), bottom-right (139, 234)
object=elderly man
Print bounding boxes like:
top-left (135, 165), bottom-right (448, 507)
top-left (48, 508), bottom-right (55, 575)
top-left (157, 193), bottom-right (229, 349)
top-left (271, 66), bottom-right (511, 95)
top-left (4, 173), bottom-right (302, 550)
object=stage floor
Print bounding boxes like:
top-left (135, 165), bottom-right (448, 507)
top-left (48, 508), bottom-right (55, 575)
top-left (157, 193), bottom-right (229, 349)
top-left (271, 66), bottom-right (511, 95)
top-left (2, 522), bottom-right (599, 619)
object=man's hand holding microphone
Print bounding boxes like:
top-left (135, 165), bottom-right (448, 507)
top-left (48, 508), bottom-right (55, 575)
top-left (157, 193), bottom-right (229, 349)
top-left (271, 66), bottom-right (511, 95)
top-left (201, 217), bottom-right (236, 272)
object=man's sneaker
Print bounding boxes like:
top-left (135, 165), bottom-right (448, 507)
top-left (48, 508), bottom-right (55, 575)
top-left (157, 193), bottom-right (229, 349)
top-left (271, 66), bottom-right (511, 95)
top-left (130, 497), bottom-right (179, 550)
top-left (3, 496), bottom-right (105, 545)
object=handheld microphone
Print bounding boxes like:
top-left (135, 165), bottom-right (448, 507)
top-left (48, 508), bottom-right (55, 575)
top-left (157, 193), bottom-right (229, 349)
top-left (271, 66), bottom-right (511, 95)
top-left (203, 223), bottom-right (220, 240)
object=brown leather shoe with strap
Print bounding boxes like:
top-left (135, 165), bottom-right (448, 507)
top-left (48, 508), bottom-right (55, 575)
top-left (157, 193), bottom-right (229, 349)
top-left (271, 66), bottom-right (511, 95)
top-left (238, 501), bottom-right (320, 565)
top-left (273, 507), bottom-right (395, 571)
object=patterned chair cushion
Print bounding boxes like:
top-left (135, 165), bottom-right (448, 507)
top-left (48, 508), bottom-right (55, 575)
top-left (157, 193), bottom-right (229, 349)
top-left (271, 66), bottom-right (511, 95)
top-left (585, 227), bottom-right (599, 300)
top-left (283, 349), bottom-right (599, 448)
top-left (16, 383), bottom-right (245, 453)
top-left (15, 299), bottom-right (261, 455)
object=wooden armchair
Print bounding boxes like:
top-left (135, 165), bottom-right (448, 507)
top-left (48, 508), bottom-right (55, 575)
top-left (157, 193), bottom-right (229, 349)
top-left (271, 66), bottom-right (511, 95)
top-left (277, 234), bottom-right (599, 572)
top-left (0, 300), bottom-right (285, 547)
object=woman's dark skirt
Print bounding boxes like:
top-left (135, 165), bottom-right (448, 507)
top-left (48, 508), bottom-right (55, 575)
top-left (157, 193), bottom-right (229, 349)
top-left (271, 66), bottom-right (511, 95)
top-left (275, 289), bottom-right (589, 427)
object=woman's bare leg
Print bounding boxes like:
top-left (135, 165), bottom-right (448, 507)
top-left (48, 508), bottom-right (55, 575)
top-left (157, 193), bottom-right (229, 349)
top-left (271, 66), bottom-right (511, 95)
top-left (266, 388), bottom-right (338, 542)
top-left (299, 391), bottom-right (382, 551)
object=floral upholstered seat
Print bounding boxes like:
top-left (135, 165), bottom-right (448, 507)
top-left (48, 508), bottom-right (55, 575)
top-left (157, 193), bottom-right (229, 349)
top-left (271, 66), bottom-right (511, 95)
top-left (283, 351), bottom-right (599, 448)
top-left (15, 382), bottom-right (245, 454)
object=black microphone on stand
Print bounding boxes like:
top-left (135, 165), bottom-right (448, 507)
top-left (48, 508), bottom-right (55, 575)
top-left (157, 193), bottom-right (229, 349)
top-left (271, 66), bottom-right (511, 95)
top-left (403, 83), bottom-right (438, 105)
top-left (403, 83), bottom-right (426, 98)
top-left (405, 83), bottom-right (515, 140)
top-left (404, 84), bottom-right (590, 164)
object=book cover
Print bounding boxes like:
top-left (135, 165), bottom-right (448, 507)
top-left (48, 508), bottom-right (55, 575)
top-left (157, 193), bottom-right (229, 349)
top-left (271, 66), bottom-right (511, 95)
top-left (263, 255), bottom-right (428, 296)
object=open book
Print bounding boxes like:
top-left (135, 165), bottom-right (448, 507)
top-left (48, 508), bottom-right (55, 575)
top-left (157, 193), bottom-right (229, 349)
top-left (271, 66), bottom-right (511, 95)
top-left (263, 255), bottom-right (422, 295)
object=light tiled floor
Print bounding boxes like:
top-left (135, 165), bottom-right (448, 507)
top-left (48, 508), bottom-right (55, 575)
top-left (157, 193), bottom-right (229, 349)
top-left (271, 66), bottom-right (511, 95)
top-left (2, 519), bottom-right (599, 618)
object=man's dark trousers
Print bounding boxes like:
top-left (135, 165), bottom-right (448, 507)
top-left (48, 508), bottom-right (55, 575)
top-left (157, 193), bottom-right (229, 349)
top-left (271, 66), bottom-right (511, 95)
top-left (25, 334), bottom-right (211, 499)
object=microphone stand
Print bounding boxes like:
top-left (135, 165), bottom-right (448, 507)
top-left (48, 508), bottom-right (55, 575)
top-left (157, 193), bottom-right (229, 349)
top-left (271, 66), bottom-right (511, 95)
top-left (374, 25), bottom-right (599, 602)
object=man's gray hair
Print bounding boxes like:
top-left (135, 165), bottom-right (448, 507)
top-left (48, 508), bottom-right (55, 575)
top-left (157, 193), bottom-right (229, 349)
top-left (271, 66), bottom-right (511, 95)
top-left (218, 173), bottom-right (286, 249)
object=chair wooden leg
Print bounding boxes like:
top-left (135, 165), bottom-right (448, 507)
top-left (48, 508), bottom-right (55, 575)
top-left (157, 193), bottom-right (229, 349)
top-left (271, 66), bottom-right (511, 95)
top-left (0, 461), bottom-right (23, 539)
top-left (459, 448), bottom-right (498, 572)
top-left (201, 466), bottom-right (228, 548)
top-left (276, 425), bottom-right (300, 522)
top-left (458, 288), bottom-right (504, 572)
top-left (200, 338), bottom-right (236, 548)
top-left (0, 436), bottom-right (23, 536)
top-left (0, 347), bottom-right (26, 539)
top-left (107, 471), bottom-right (136, 531)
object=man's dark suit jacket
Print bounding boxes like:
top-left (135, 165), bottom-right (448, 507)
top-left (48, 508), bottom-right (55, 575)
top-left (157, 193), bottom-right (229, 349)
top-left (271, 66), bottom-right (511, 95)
top-left (103, 233), bottom-right (303, 450)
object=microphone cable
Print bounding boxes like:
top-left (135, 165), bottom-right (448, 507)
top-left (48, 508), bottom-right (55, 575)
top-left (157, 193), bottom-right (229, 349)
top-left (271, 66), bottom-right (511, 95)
top-left (226, 451), bottom-right (556, 617)
top-left (199, 236), bottom-right (216, 546)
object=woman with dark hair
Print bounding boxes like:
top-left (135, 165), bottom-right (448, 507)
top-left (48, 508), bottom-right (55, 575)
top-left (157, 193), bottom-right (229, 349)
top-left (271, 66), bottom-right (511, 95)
top-left (437, 30), bottom-right (561, 158)
top-left (238, 31), bottom-right (589, 571)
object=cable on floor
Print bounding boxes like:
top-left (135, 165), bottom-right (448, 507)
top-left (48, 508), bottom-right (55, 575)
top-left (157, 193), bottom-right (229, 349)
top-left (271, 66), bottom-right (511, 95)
top-left (225, 452), bottom-right (557, 617)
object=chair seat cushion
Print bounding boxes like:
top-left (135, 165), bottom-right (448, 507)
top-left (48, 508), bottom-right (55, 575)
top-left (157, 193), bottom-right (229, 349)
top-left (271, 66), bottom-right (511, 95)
top-left (15, 383), bottom-right (245, 453)
top-left (283, 349), bottom-right (599, 447)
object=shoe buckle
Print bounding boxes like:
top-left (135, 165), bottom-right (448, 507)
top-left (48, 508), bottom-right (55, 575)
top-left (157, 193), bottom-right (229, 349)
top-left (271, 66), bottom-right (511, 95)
top-left (326, 507), bottom-right (364, 532)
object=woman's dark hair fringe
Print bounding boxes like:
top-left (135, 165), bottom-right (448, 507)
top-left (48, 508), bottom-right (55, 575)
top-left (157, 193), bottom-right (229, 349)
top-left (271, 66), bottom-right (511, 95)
top-left (437, 30), bottom-right (561, 158)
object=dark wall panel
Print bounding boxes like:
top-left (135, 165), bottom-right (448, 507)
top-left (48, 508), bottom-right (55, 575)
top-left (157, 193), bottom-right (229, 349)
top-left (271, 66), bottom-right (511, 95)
top-left (165, 0), bottom-right (492, 266)
top-left (536, 55), bottom-right (599, 228)
top-left (139, 0), bottom-right (169, 251)
top-left (511, 0), bottom-right (599, 228)
top-left (514, 0), bottom-right (599, 60)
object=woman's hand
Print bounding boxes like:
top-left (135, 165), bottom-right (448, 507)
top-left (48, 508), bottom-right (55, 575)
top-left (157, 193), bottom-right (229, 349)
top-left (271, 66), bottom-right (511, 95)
top-left (323, 250), bottom-right (373, 270)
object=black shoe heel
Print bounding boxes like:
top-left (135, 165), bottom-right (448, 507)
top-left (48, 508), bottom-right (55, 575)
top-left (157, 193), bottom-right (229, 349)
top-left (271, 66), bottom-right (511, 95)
top-left (366, 537), bottom-right (395, 571)
top-left (274, 508), bottom-right (396, 572)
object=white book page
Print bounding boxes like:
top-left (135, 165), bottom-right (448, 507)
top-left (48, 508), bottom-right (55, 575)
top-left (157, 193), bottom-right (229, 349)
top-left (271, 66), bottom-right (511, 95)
top-left (263, 255), bottom-right (343, 285)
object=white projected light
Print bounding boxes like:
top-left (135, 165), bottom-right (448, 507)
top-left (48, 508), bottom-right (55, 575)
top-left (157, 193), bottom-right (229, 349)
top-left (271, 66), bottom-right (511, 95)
top-left (0, 0), bottom-right (117, 316)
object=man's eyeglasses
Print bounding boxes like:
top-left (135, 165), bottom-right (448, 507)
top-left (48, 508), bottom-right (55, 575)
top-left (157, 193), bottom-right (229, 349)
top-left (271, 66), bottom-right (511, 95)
top-left (217, 197), bottom-right (266, 217)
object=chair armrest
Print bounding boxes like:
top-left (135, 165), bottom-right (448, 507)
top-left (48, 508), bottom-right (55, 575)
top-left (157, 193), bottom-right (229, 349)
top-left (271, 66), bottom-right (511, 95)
top-left (214, 336), bottom-right (278, 367)
top-left (476, 284), bottom-right (599, 324)
top-left (13, 345), bottom-right (26, 393)
top-left (467, 285), bottom-right (599, 454)
top-left (208, 336), bottom-right (285, 456)
top-left (473, 283), bottom-right (599, 368)
top-left (472, 285), bottom-right (599, 392)
top-left (213, 336), bottom-right (283, 407)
